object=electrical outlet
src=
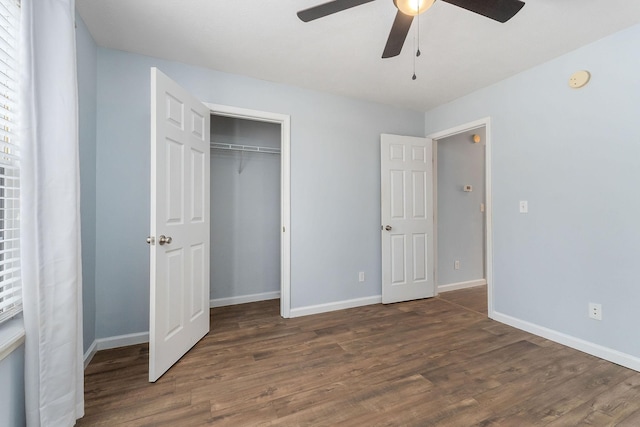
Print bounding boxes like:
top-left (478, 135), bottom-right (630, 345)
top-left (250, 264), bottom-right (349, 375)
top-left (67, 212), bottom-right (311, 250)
top-left (358, 272), bottom-right (365, 282)
top-left (588, 303), bottom-right (602, 321)
top-left (454, 260), bottom-right (460, 270)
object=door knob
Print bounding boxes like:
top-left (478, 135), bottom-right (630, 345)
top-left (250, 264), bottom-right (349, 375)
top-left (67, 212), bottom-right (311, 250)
top-left (158, 235), bottom-right (172, 245)
top-left (146, 236), bottom-right (155, 245)
top-left (385, 225), bottom-right (392, 231)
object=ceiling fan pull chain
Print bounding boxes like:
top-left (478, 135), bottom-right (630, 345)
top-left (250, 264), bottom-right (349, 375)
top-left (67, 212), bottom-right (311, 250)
top-left (416, 3), bottom-right (421, 57)
top-left (412, 26), bottom-right (416, 79)
top-left (412, 40), bottom-right (417, 80)
top-left (412, 3), bottom-right (419, 80)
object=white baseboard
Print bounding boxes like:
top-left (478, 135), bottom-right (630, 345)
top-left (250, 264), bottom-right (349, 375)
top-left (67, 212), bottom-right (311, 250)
top-left (491, 311), bottom-right (640, 372)
top-left (83, 340), bottom-right (97, 368)
top-left (290, 295), bottom-right (382, 318)
top-left (438, 279), bottom-right (486, 293)
top-left (83, 332), bottom-right (149, 369)
top-left (95, 332), bottom-right (149, 352)
top-left (210, 291), bottom-right (280, 308)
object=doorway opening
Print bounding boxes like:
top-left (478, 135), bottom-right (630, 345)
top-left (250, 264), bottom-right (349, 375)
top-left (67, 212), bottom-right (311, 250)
top-left (206, 104), bottom-right (291, 318)
top-left (428, 118), bottom-right (492, 316)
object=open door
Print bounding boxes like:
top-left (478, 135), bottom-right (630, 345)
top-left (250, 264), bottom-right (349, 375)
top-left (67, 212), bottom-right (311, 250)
top-left (381, 134), bottom-right (434, 304)
top-left (149, 68), bottom-right (210, 382)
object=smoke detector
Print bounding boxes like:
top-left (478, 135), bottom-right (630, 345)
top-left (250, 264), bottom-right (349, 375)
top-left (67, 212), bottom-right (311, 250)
top-left (569, 70), bottom-right (591, 89)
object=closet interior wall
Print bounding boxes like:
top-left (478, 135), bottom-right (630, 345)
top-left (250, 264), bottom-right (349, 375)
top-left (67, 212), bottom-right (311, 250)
top-left (210, 115), bottom-right (281, 302)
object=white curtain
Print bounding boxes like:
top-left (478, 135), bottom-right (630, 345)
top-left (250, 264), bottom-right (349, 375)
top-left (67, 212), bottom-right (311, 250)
top-left (20, 0), bottom-right (84, 425)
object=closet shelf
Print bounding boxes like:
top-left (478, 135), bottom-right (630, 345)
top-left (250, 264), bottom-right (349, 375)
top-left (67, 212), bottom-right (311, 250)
top-left (210, 142), bottom-right (281, 154)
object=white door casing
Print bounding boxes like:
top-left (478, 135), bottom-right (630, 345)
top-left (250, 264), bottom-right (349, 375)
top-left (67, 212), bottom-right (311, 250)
top-left (428, 117), bottom-right (492, 315)
top-left (381, 134), bottom-right (435, 304)
top-left (204, 103), bottom-right (292, 318)
top-left (149, 68), bottom-right (210, 382)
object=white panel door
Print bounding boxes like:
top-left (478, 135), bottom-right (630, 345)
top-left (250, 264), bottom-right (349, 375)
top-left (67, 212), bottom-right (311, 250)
top-left (381, 134), bottom-right (434, 304)
top-left (149, 68), bottom-right (210, 382)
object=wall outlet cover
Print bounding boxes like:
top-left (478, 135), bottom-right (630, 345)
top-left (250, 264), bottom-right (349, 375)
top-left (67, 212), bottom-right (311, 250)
top-left (588, 302), bottom-right (602, 321)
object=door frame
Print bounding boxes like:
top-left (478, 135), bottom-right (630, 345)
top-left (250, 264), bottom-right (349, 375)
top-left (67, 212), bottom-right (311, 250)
top-left (427, 117), bottom-right (493, 316)
top-left (205, 103), bottom-right (292, 318)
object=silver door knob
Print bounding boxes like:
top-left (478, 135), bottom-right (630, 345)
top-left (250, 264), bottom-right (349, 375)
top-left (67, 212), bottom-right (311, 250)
top-left (146, 236), bottom-right (155, 245)
top-left (385, 225), bottom-right (392, 231)
top-left (158, 235), bottom-right (172, 245)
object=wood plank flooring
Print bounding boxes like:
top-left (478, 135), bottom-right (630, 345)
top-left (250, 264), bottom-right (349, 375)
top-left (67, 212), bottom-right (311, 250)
top-left (78, 286), bottom-right (640, 426)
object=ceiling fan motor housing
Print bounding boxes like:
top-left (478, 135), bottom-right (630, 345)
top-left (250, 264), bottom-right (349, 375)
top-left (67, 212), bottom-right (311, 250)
top-left (394, 0), bottom-right (437, 16)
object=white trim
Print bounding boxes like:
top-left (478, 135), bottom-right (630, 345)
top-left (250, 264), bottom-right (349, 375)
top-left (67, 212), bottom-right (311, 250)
top-left (427, 118), bottom-right (489, 140)
top-left (428, 117), bottom-right (493, 315)
top-left (206, 103), bottom-right (288, 124)
top-left (486, 119), bottom-right (493, 316)
top-left (210, 291), bottom-right (280, 308)
top-left (432, 140), bottom-right (439, 293)
top-left (492, 311), bottom-right (640, 372)
top-left (281, 115), bottom-right (292, 318)
top-left (83, 340), bottom-right (97, 369)
top-left (204, 103), bottom-right (292, 319)
top-left (290, 296), bottom-right (382, 318)
top-left (0, 318), bottom-right (24, 362)
top-left (438, 279), bottom-right (486, 293)
top-left (95, 332), bottom-right (149, 352)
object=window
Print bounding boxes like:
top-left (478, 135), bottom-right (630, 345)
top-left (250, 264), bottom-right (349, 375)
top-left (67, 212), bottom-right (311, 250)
top-left (0, 0), bottom-right (20, 325)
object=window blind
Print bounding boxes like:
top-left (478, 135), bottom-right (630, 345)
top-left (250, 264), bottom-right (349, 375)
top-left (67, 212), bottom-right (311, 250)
top-left (0, 0), bottom-right (20, 325)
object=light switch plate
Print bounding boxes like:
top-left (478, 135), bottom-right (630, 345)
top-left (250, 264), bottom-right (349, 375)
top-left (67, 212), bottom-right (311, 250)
top-left (519, 201), bottom-right (528, 214)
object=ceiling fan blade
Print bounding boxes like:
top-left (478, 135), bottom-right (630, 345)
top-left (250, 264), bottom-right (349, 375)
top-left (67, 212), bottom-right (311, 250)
top-left (441, 0), bottom-right (525, 23)
top-left (382, 10), bottom-right (414, 58)
top-left (297, 0), bottom-right (376, 22)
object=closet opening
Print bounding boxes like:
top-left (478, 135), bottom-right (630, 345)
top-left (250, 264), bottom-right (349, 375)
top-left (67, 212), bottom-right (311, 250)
top-left (209, 110), bottom-right (289, 315)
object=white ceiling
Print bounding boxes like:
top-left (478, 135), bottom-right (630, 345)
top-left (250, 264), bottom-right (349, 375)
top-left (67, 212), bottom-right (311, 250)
top-left (76, 0), bottom-right (640, 112)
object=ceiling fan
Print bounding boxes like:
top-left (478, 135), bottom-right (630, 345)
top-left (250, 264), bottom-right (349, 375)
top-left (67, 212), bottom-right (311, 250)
top-left (297, 0), bottom-right (526, 58)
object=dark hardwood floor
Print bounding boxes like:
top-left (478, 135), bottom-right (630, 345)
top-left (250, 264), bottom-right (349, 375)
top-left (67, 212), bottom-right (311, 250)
top-left (437, 285), bottom-right (487, 315)
top-left (78, 286), bottom-right (640, 426)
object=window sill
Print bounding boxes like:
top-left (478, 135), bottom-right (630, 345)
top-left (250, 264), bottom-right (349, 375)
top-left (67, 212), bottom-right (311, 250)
top-left (0, 317), bottom-right (25, 362)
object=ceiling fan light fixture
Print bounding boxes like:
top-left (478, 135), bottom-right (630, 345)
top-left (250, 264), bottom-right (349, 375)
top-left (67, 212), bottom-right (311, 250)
top-left (394, 0), bottom-right (436, 16)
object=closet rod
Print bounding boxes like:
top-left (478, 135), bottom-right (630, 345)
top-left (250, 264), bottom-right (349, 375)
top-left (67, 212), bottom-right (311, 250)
top-left (210, 142), bottom-right (280, 154)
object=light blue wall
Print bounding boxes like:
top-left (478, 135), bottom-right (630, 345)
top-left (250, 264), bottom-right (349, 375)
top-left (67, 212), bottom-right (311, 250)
top-left (94, 48), bottom-right (425, 338)
top-left (76, 13), bottom-right (97, 353)
top-left (210, 116), bottom-right (281, 299)
top-left (0, 343), bottom-right (25, 426)
top-left (425, 24), bottom-right (640, 358)
top-left (437, 129), bottom-right (485, 287)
